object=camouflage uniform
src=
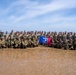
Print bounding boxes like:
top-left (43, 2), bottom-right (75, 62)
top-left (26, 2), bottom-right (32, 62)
top-left (53, 39), bottom-right (58, 48)
top-left (0, 39), bottom-right (2, 48)
top-left (13, 38), bottom-right (20, 48)
top-left (20, 39), bottom-right (26, 49)
top-left (0, 38), bottom-right (6, 48)
top-left (32, 38), bottom-right (37, 47)
top-left (28, 39), bottom-right (33, 47)
top-left (57, 39), bottom-right (63, 49)
top-left (24, 39), bottom-right (28, 47)
top-left (5, 39), bottom-right (10, 48)
top-left (68, 39), bottom-right (73, 50)
top-left (73, 39), bottom-right (76, 50)
top-left (63, 39), bottom-right (69, 50)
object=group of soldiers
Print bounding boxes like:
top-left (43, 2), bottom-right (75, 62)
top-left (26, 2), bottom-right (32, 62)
top-left (0, 30), bottom-right (76, 50)
top-left (0, 30), bottom-right (38, 49)
top-left (51, 32), bottom-right (76, 50)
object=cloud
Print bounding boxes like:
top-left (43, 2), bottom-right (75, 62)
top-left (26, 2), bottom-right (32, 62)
top-left (0, 0), bottom-right (76, 32)
top-left (10, 0), bottom-right (76, 22)
top-left (1, 0), bottom-right (76, 21)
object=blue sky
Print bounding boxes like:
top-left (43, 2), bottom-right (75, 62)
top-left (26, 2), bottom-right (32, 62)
top-left (0, 0), bottom-right (76, 32)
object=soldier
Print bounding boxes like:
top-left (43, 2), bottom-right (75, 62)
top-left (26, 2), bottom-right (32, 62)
top-left (0, 37), bottom-right (6, 48)
top-left (20, 39), bottom-right (26, 49)
top-left (5, 38), bottom-right (10, 48)
top-left (68, 39), bottom-right (73, 50)
top-left (24, 39), bottom-right (28, 48)
top-left (63, 39), bottom-right (69, 50)
top-left (52, 39), bottom-right (58, 48)
top-left (57, 38), bottom-right (63, 49)
top-left (27, 39), bottom-right (33, 47)
top-left (31, 39), bottom-right (35, 47)
top-left (31, 37), bottom-right (38, 47)
top-left (73, 33), bottom-right (76, 40)
top-left (0, 38), bottom-right (2, 48)
top-left (62, 32), bottom-right (67, 42)
top-left (73, 38), bottom-right (76, 50)
top-left (0, 31), bottom-right (4, 39)
top-left (13, 38), bottom-right (20, 48)
top-left (53, 32), bottom-right (57, 43)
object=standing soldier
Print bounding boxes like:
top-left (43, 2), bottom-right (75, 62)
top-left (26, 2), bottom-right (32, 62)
top-left (62, 32), bottom-right (67, 42)
top-left (0, 38), bottom-right (2, 48)
top-left (5, 38), bottom-right (10, 48)
top-left (58, 38), bottom-right (63, 49)
top-left (73, 38), bottom-right (76, 50)
top-left (63, 39), bottom-right (69, 50)
top-left (53, 39), bottom-right (58, 48)
top-left (68, 39), bottom-right (73, 50)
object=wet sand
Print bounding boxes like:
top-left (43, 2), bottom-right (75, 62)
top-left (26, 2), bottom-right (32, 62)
top-left (0, 47), bottom-right (76, 75)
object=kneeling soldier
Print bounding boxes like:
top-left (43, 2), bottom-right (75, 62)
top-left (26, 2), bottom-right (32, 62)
top-left (20, 39), bottom-right (26, 49)
top-left (13, 38), bottom-right (20, 48)
top-left (0, 37), bottom-right (6, 48)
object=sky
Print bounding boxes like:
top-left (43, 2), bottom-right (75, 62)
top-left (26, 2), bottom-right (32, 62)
top-left (0, 0), bottom-right (76, 32)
